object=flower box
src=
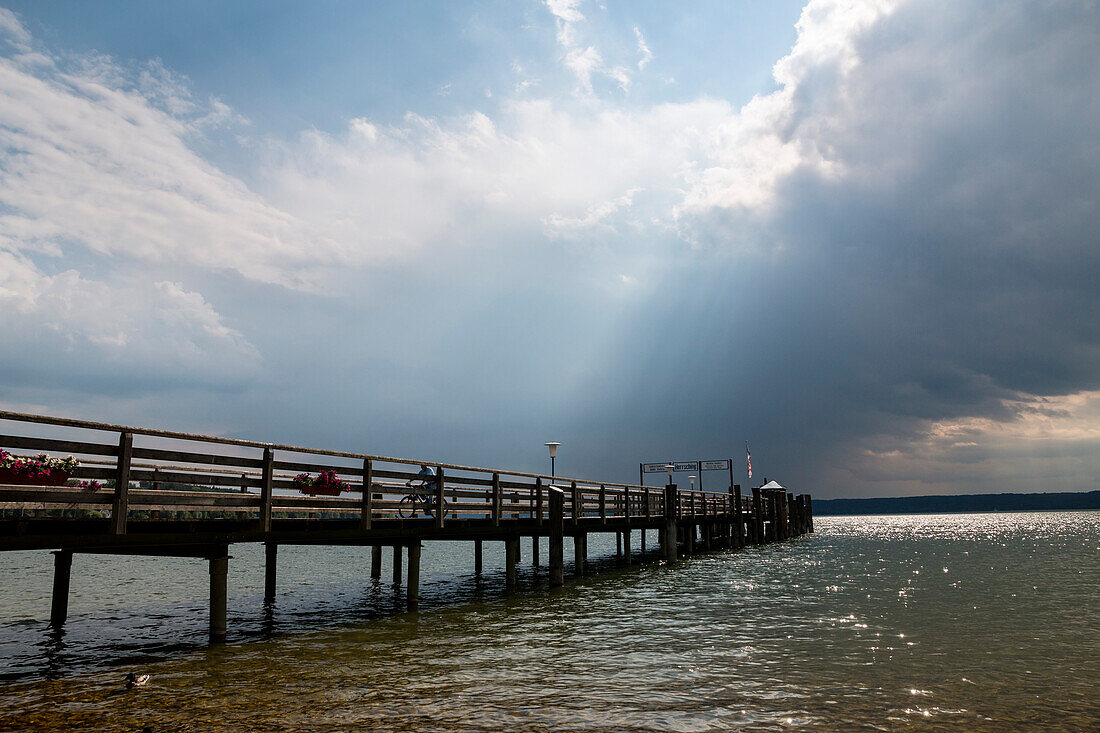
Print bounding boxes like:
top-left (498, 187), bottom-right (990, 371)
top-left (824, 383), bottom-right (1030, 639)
top-left (299, 485), bottom-right (344, 497)
top-left (0, 468), bottom-right (71, 486)
top-left (293, 469), bottom-right (351, 497)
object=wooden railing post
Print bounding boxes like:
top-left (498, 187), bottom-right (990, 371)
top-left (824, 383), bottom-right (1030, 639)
top-left (535, 477), bottom-right (543, 522)
top-left (663, 483), bottom-right (678, 563)
top-left (783, 492), bottom-right (793, 540)
top-left (434, 467), bottom-right (445, 529)
top-left (599, 484), bottom-right (607, 524)
top-left (767, 493), bottom-right (778, 542)
top-left (110, 431), bottom-right (132, 535)
top-left (548, 487), bottom-right (565, 587)
top-left (733, 484), bottom-right (744, 548)
top-left (260, 447), bottom-right (274, 533)
top-left (644, 486), bottom-right (651, 518)
top-left (492, 472), bottom-right (502, 527)
top-left (359, 458), bottom-right (373, 531)
top-left (751, 486), bottom-right (763, 544)
top-left (570, 481), bottom-right (580, 526)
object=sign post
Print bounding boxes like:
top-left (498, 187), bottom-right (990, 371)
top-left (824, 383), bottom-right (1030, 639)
top-left (641, 458), bottom-right (732, 487)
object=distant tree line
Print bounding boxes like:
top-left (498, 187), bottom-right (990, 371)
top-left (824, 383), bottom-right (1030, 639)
top-left (814, 490), bottom-right (1100, 516)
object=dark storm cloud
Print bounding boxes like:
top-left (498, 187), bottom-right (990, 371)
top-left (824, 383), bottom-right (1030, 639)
top-left (579, 0), bottom-right (1100, 495)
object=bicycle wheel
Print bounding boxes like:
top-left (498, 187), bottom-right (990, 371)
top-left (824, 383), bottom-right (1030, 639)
top-left (398, 495), bottom-right (417, 518)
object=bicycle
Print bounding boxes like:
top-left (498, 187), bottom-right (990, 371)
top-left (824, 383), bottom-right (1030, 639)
top-left (398, 479), bottom-right (446, 519)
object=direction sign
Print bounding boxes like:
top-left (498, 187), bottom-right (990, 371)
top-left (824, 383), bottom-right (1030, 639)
top-left (642, 459), bottom-right (730, 473)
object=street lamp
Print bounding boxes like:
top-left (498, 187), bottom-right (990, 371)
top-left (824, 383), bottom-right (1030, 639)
top-left (545, 442), bottom-right (561, 478)
top-left (689, 475), bottom-right (696, 491)
top-left (665, 463), bottom-right (675, 486)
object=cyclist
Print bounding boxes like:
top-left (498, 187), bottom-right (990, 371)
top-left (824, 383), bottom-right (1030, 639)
top-left (407, 465), bottom-right (437, 514)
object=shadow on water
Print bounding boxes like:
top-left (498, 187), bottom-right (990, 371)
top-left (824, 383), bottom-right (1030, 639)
top-left (2, 536), bottom-right (686, 682)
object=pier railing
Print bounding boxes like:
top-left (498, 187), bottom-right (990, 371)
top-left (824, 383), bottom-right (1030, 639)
top-left (0, 411), bottom-right (743, 531)
top-left (1, 410), bottom-right (814, 634)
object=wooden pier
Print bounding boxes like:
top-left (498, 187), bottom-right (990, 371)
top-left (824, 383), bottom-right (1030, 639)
top-left (0, 411), bottom-right (813, 640)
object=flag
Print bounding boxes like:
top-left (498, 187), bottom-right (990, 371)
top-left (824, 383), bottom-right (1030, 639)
top-left (746, 443), bottom-right (752, 479)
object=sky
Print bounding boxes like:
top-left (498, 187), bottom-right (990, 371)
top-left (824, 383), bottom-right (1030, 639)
top-left (0, 0), bottom-right (1097, 499)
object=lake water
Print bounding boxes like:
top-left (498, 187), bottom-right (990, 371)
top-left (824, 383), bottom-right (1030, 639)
top-left (0, 512), bottom-right (1097, 731)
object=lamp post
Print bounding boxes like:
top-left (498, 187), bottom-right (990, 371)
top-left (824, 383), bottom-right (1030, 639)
top-left (545, 442), bottom-right (561, 478)
top-left (665, 463), bottom-right (675, 486)
top-left (690, 475), bottom-right (696, 490)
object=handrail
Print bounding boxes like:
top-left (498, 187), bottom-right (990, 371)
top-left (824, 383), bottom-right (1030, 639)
top-left (0, 410), bottom-right (763, 531)
top-left (0, 410), bottom-right (662, 490)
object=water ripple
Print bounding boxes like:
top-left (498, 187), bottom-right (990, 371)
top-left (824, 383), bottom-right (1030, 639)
top-left (0, 513), bottom-right (1097, 730)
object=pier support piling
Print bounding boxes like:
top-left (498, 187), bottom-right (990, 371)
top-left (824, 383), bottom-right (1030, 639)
top-left (371, 545), bottom-right (382, 579)
top-left (623, 529), bottom-right (631, 565)
top-left (549, 488), bottom-right (565, 587)
top-left (532, 536), bottom-right (539, 567)
top-left (505, 538), bottom-right (519, 590)
top-left (209, 552), bottom-right (228, 642)
top-left (407, 543), bottom-right (421, 611)
top-left (49, 550), bottom-right (72, 627)
top-left (392, 546), bottom-right (402, 585)
top-left (264, 542), bottom-right (277, 602)
top-left (474, 539), bottom-right (483, 576)
top-left (574, 532), bottom-right (586, 576)
top-left (663, 484), bottom-right (678, 563)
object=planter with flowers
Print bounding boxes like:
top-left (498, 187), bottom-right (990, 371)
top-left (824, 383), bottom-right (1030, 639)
top-left (293, 469), bottom-right (351, 497)
top-left (0, 449), bottom-right (80, 486)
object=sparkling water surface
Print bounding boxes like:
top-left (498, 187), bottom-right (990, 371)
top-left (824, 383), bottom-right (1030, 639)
top-left (1, 512), bottom-right (1097, 731)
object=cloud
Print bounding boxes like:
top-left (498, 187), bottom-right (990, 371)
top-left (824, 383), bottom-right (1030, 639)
top-left (564, 46), bottom-right (603, 94)
top-left (543, 0), bottom-right (637, 95)
top-left (634, 27), bottom-right (653, 70)
top-left (0, 34), bottom-right (332, 290)
top-left (0, 250), bottom-right (260, 394)
top-left (0, 8), bottom-right (31, 51)
top-left (0, 15), bottom-right (270, 395)
top-left (258, 98), bottom-right (736, 256)
top-left (543, 189), bottom-right (641, 238)
top-left (545, 0), bottom-right (585, 46)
